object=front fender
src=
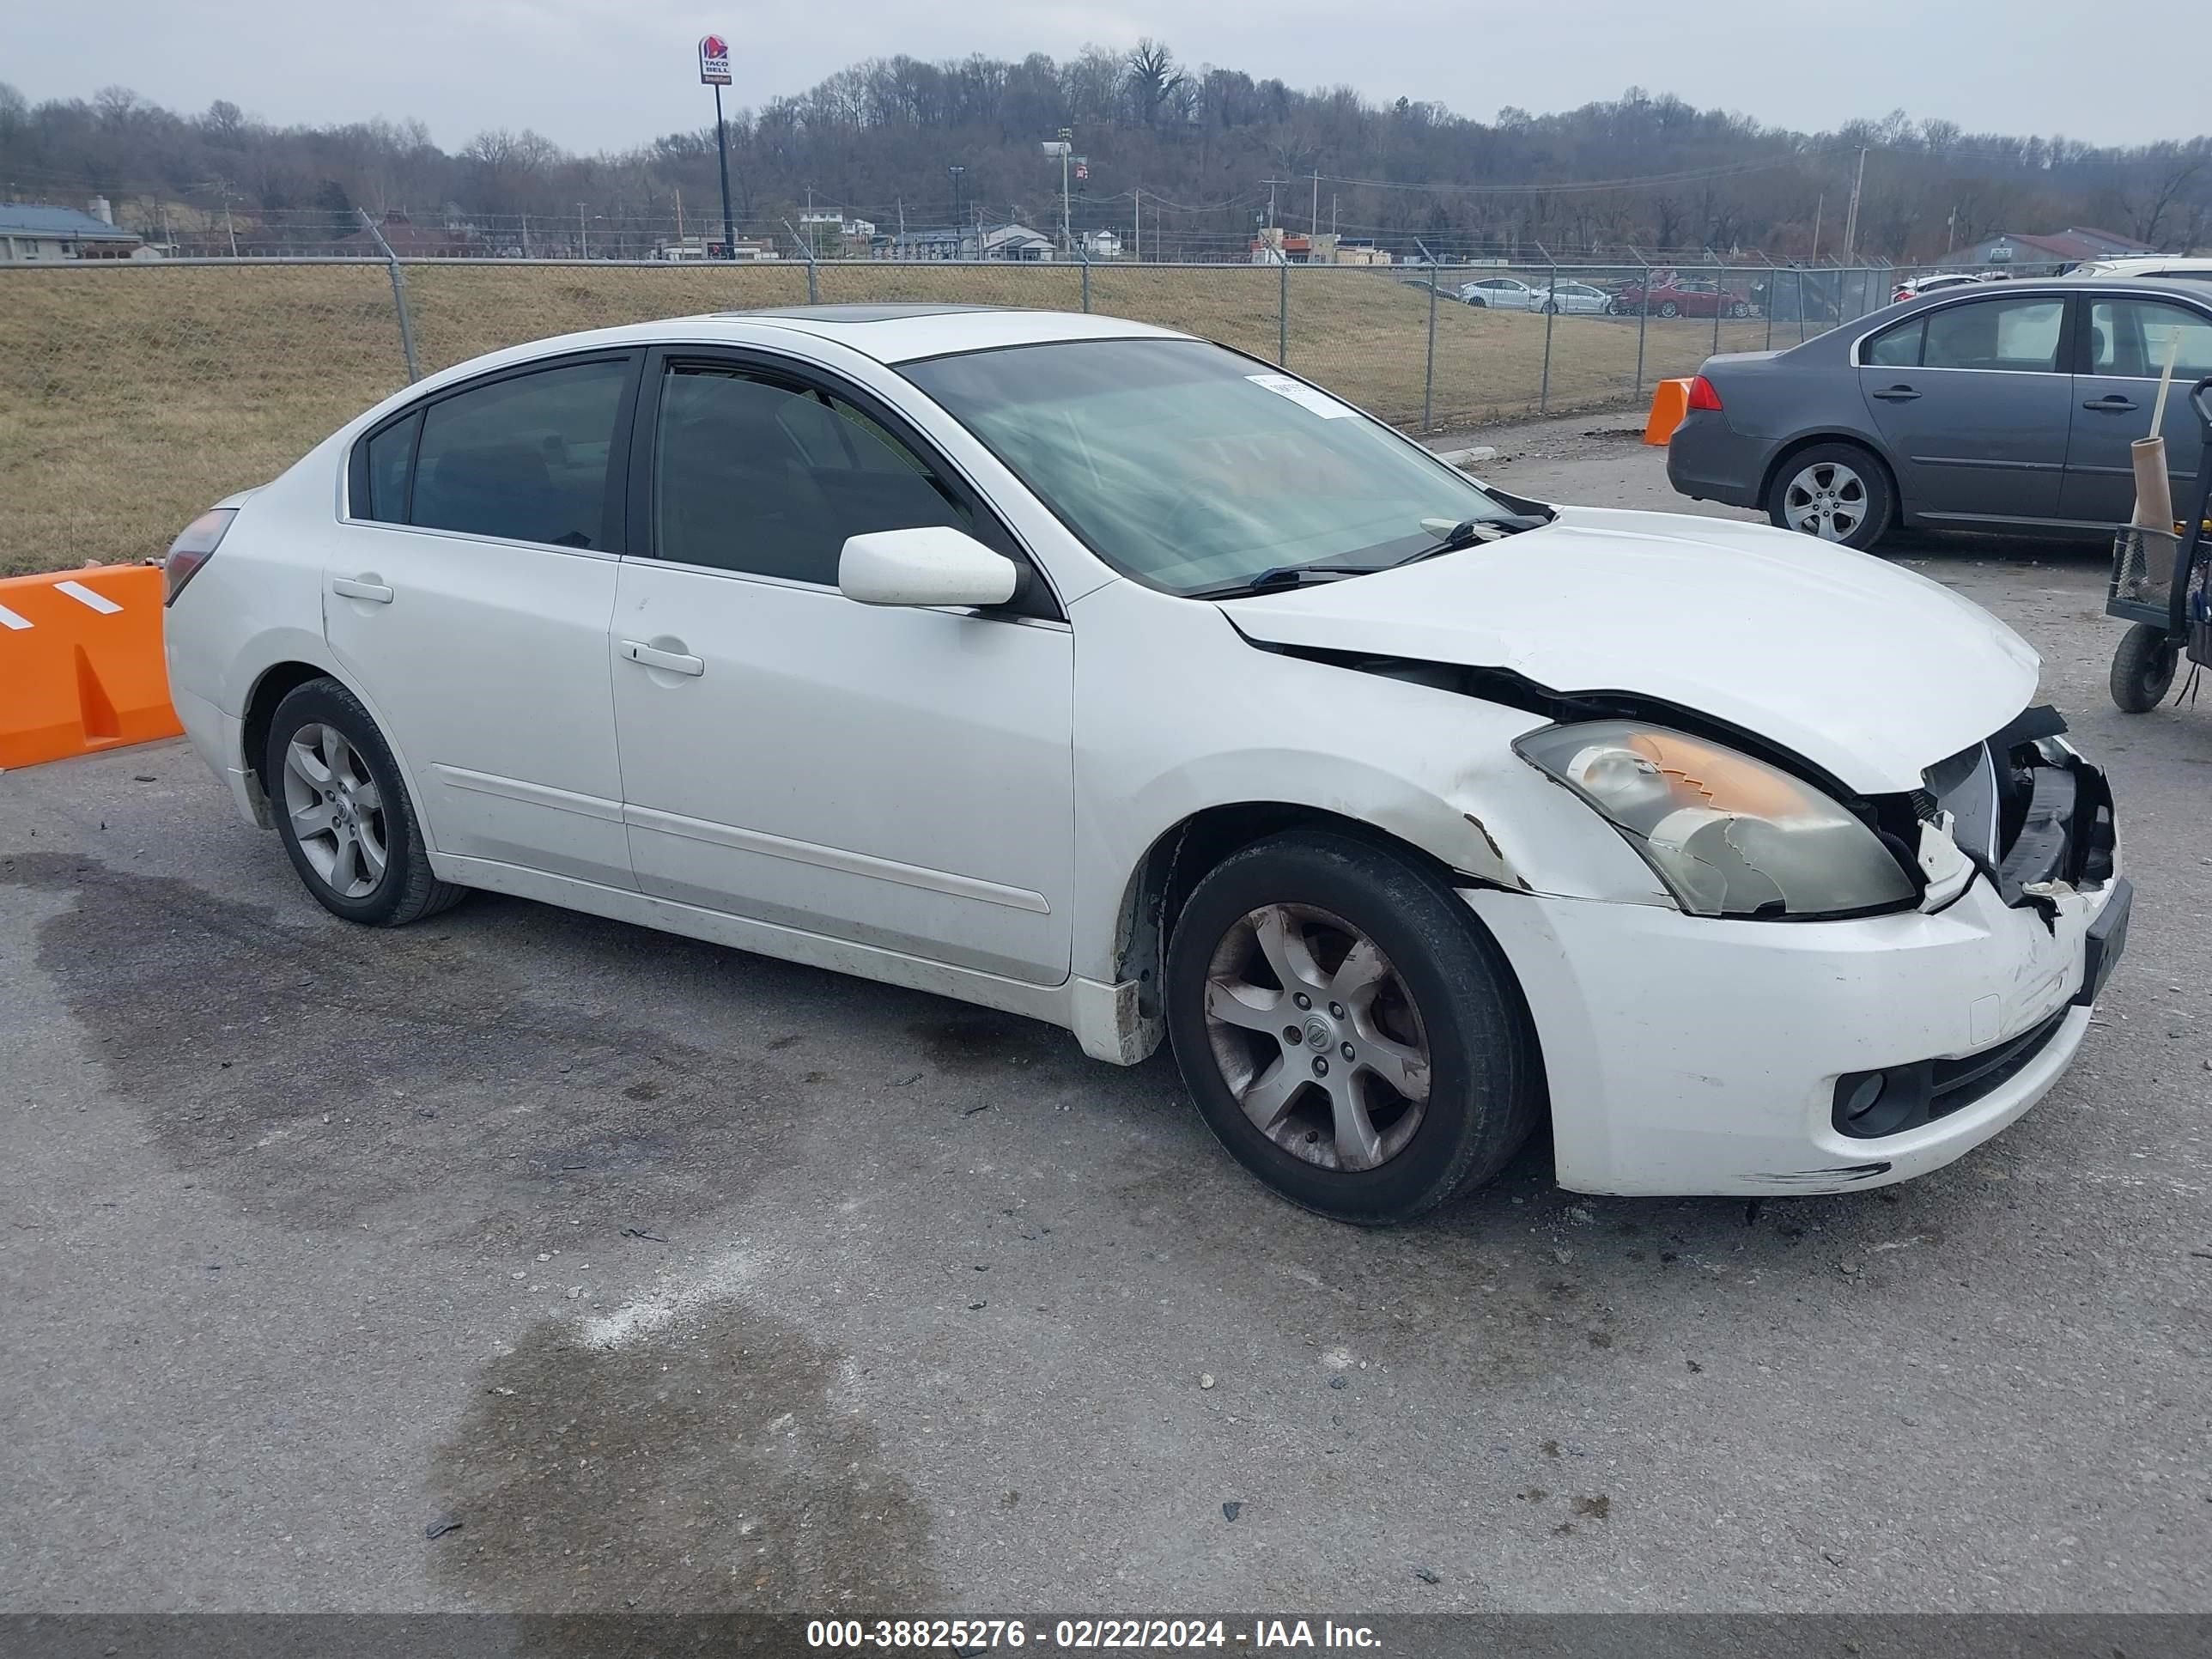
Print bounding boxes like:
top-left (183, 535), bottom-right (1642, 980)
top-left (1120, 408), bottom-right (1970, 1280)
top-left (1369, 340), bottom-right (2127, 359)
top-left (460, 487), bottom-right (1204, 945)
top-left (1066, 582), bottom-right (1671, 982)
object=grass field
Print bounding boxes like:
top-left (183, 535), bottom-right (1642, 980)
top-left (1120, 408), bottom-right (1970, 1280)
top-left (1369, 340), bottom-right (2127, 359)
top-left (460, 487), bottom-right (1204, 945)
top-left (0, 261), bottom-right (1770, 577)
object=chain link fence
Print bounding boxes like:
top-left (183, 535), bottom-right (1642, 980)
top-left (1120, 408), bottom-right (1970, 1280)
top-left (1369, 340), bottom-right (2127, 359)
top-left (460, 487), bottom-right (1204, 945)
top-left (0, 253), bottom-right (1901, 576)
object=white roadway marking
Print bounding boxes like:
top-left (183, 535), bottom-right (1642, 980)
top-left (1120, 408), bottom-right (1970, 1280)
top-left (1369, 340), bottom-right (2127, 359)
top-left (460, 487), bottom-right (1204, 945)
top-left (0, 604), bottom-right (29, 631)
top-left (54, 580), bottom-right (123, 615)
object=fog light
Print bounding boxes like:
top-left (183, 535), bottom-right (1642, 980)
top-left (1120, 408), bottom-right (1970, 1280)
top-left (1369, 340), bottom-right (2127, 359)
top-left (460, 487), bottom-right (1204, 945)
top-left (1840, 1073), bottom-right (1886, 1124)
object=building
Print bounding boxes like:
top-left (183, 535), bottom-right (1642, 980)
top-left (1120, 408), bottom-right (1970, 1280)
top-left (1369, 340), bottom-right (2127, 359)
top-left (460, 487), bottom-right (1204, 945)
top-left (0, 201), bottom-right (145, 264)
top-left (882, 222), bottom-right (1054, 261)
top-left (799, 211), bottom-right (878, 243)
top-left (655, 235), bottom-right (779, 262)
top-left (362, 210), bottom-right (476, 258)
top-left (1949, 226), bottom-right (2157, 272)
top-left (1081, 229), bottom-right (1123, 259)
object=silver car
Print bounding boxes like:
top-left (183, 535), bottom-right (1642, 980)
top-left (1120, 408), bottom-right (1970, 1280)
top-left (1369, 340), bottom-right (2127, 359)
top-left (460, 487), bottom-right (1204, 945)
top-left (1667, 276), bottom-right (2212, 549)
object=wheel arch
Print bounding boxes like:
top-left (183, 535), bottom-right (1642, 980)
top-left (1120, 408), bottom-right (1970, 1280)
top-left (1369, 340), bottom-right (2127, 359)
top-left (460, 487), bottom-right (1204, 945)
top-left (1107, 801), bottom-right (1509, 1024)
top-left (1757, 431), bottom-right (1903, 524)
top-left (239, 657), bottom-right (441, 855)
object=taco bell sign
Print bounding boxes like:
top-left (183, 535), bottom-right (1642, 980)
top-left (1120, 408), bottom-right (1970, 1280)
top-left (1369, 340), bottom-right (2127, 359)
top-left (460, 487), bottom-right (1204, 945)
top-left (698, 34), bottom-right (732, 86)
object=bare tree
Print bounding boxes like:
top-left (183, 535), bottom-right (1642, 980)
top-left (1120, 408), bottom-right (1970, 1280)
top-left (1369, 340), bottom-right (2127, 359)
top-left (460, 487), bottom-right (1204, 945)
top-left (1126, 40), bottom-right (1184, 130)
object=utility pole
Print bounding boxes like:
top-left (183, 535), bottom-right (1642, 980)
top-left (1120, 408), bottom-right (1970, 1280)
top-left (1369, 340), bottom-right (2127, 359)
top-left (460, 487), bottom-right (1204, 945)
top-left (1311, 170), bottom-right (1320, 234)
top-left (1841, 146), bottom-right (1868, 259)
top-left (578, 202), bottom-right (587, 259)
top-left (1809, 193), bottom-right (1823, 264)
top-left (1265, 178), bottom-right (1281, 229)
top-left (1943, 204), bottom-right (1957, 258)
top-left (1042, 132), bottom-right (1073, 254)
top-left (1331, 193), bottom-right (1339, 236)
top-left (1133, 185), bottom-right (1139, 262)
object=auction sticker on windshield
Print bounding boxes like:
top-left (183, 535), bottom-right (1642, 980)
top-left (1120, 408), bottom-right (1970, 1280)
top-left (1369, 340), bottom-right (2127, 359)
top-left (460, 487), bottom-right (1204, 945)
top-left (1246, 374), bottom-right (1358, 418)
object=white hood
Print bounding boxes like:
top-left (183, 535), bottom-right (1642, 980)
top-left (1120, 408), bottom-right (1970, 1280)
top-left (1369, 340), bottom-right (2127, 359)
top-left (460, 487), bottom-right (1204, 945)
top-left (1218, 506), bottom-right (2039, 793)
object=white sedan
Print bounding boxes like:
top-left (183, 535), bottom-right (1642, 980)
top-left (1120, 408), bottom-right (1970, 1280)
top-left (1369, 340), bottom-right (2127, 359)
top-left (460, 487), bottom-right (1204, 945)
top-left (1457, 276), bottom-right (1547, 310)
top-left (161, 305), bottom-right (2130, 1223)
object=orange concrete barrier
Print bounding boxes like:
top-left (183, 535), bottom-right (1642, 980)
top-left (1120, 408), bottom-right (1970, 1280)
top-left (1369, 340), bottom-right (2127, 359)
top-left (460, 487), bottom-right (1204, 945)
top-left (0, 564), bottom-right (182, 769)
top-left (1643, 378), bottom-right (1692, 446)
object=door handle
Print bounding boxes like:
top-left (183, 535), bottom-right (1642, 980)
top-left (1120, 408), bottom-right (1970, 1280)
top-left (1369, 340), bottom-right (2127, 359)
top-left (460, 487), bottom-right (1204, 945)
top-left (1870, 385), bottom-right (1921, 402)
top-left (331, 575), bottom-right (394, 604)
top-left (619, 639), bottom-right (705, 678)
top-left (2081, 396), bottom-right (2139, 413)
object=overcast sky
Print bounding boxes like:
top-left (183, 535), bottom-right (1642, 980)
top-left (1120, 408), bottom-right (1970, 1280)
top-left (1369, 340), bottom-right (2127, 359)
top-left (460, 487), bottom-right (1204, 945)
top-left (9, 0), bottom-right (2205, 153)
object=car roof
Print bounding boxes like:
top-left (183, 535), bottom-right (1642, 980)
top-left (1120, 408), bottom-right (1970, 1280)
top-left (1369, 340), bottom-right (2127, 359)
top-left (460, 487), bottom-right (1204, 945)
top-left (1887, 274), bottom-right (2212, 310)
top-left (702, 304), bottom-right (1186, 363)
top-left (2073, 255), bottom-right (2212, 274)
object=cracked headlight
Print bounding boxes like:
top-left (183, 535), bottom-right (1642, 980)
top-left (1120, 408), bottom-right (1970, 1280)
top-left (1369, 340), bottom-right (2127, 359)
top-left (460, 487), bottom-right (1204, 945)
top-left (1514, 721), bottom-right (1916, 919)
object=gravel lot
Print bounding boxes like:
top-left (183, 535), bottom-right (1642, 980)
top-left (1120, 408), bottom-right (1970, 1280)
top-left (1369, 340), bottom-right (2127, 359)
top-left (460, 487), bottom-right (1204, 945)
top-left (4, 416), bottom-right (2209, 1615)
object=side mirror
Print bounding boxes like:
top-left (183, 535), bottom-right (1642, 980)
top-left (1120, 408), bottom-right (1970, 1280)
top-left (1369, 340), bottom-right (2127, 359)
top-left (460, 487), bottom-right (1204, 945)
top-left (838, 526), bottom-right (1018, 610)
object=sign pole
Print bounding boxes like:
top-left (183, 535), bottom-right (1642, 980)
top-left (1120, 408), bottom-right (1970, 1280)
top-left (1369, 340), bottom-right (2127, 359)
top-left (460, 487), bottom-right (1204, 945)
top-left (698, 34), bottom-right (736, 261)
top-left (714, 85), bottom-right (735, 261)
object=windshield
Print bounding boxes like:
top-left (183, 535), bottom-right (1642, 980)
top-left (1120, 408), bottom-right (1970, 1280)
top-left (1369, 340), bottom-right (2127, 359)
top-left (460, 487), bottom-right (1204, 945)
top-left (901, 337), bottom-right (1514, 595)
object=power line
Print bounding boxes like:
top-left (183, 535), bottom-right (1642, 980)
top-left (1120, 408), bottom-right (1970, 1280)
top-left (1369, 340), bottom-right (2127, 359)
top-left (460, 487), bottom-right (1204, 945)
top-left (1314, 148), bottom-right (1862, 197)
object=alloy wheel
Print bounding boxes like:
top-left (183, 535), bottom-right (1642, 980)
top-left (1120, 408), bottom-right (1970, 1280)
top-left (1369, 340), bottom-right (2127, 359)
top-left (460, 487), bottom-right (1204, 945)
top-left (282, 723), bottom-right (389, 899)
top-left (1200, 902), bottom-right (1431, 1173)
top-left (1782, 460), bottom-right (1869, 542)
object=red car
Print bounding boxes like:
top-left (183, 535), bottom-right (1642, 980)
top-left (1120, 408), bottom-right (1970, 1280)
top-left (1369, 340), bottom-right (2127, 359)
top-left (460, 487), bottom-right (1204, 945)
top-left (1606, 279), bottom-right (1755, 319)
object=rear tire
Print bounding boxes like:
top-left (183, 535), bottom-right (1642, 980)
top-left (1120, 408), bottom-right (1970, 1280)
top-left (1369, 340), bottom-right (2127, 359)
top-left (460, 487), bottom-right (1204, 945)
top-left (1164, 830), bottom-right (1539, 1224)
top-left (2109, 623), bottom-right (2179, 713)
top-left (264, 678), bottom-right (466, 927)
top-left (1656, 301), bottom-right (1680, 318)
top-left (1765, 441), bottom-right (1896, 551)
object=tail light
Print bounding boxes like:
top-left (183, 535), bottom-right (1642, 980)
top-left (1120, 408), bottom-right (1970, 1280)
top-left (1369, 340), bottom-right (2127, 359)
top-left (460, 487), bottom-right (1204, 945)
top-left (1685, 374), bottom-right (1723, 413)
top-left (163, 508), bottom-right (236, 605)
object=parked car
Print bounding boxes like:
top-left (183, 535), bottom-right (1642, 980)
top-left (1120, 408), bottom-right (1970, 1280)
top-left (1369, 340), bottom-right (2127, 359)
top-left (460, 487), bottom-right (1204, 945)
top-left (1668, 276), bottom-right (2212, 550)
top-left (1893, 271), bottom-right (1984, 304)
top-left (1752, 272), bottom-right (1839, 324)
top-left (1607, 279), bottom-right (1755, 319)
top-left (2066, 255), bottom-right (2212, 286)
top-left (1535, 281), bottom-right (1614, 314)
top-left (1457, 276), bottom-right (1547, 310)
top-left (163, 305), bottom-right (2127, 1223)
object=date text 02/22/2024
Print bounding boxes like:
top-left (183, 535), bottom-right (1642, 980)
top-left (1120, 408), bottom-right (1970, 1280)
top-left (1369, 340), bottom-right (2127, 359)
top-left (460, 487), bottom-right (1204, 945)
top-left (804, 1618), bottom-right (1382, 1650)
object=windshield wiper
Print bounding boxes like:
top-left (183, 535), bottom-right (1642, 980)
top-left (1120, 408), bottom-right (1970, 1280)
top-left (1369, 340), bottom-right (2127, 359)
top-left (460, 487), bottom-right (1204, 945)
top-left (1394, 512), bottom-right (1551, 566)
top-left (1185, 563), bottom-right (1368, 599)
top-left (1188, 512), bottom-right (1553, 600)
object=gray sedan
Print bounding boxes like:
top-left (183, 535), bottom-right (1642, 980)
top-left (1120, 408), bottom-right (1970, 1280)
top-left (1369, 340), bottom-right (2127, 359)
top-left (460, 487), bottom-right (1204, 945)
top-left (1668, 276), bottom-right (2212, 549)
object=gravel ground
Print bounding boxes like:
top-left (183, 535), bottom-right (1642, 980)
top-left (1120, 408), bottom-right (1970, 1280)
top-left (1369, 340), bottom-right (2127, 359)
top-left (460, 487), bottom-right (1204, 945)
top-left (3, 416), bottom-right (2209, 1616)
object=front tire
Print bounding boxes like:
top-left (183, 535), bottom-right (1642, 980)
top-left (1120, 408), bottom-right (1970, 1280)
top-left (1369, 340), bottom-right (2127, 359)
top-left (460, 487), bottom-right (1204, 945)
top-left (2110, 623), bottom-right (2179, 713)
top-left (1766, 441), bottom-right (1895, 550)
top-left (1164, 830), bottom-right (1539, 1224)
top-left (1656, 301), bottom-right (1680, 318)
top-left (264, 678), bottom-right (465, 927)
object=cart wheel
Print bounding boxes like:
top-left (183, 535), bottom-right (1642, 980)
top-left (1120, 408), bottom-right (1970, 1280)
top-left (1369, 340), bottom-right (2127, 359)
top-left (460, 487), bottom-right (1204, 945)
top-left (2110, 623), bottom-right (2179, 713)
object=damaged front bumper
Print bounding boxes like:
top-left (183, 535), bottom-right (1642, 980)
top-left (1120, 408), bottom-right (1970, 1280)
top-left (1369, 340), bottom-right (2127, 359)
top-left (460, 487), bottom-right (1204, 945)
top-left (1463, 719), bottom-right (2125, 1198)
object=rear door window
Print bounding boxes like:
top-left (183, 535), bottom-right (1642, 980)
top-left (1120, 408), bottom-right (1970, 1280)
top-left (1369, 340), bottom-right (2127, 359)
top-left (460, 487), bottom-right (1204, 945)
top-left (409, 359), bottom-right (631, 549)
top-left (2086, 298), bottom-right (2212, 379)
top-left (362, 410), bottom-right (420, 523)
top-left (1864, 319), bottom-right (1923, 367)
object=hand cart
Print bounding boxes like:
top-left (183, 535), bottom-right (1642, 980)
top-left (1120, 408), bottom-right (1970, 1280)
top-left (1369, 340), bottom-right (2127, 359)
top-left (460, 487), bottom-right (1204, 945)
top-left (2108, 374), bottom-right (2212, 713)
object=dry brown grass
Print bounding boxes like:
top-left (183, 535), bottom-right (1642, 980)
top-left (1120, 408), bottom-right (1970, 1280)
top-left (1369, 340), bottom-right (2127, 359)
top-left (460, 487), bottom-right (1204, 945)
top-left (0, 261), bottom-right (1766, 577)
